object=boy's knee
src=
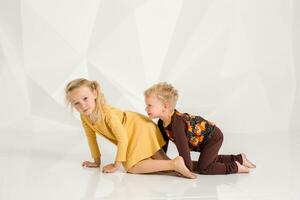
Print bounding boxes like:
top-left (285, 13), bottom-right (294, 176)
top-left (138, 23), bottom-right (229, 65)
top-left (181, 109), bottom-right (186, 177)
top-left (198, 168), bottom-right (209, 174)
top-left (197, 164), bottom-right (209, 174)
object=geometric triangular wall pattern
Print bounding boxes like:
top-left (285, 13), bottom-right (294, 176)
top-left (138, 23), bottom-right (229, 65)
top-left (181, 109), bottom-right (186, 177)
top-left (0, 0), bottom-right (299, 134)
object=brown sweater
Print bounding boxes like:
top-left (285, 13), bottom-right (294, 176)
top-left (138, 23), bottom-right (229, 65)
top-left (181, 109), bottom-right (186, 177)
top-left (158, 110), bottom-right (215, 170)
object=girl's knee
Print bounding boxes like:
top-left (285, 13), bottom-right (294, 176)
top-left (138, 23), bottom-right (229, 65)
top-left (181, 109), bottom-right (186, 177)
top-left (127, 163), bottom-right (139, 173)
top-left (127, 165), bottom-right (137, 173)
top-left (127, 168), bottom-right (134, 173)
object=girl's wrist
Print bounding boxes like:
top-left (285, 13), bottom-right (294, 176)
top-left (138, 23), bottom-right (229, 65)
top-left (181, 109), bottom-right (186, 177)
top-left (94, 157), bottom-right (101, 164)
top-left (114, 161), bottom-right (122, 168)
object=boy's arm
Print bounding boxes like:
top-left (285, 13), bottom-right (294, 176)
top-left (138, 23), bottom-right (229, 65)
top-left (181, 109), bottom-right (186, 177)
top-left (158, 119), bottom-right (169, 153)
top-left (172, 118), bottom-right (193, 170)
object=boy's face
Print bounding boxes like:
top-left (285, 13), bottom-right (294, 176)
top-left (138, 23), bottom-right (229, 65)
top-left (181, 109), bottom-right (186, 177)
top-left (69, 86), bottom-right (97, 115)
top-left (144, 95), bottom-right (165, 119)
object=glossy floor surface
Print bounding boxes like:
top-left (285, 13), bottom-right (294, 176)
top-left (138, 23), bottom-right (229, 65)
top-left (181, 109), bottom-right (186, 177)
top-left (1, 130), bottom-right (299, 200)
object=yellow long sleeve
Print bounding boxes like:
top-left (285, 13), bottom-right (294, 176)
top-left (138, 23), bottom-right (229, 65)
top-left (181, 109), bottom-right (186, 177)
top-left (81, 115), bottom-right (101, 160)
top-left (105, 111), bottom-right (128, 162)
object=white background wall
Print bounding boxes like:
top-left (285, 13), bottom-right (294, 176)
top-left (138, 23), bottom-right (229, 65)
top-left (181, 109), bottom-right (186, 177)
top-left (0, 0), bottom-right (299, 135)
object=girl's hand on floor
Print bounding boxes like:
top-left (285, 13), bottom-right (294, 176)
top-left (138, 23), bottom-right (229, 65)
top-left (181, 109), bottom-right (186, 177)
top-left (102, 163), bottom-right (119, 173)
top-left (82, 161), bottom-right (100, 168)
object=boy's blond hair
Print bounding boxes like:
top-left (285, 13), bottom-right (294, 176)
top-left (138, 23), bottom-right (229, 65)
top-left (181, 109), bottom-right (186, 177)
top-left (144, 82), bottom-right (178, 110)
top-left (65, 78), bottom-right (106, 122)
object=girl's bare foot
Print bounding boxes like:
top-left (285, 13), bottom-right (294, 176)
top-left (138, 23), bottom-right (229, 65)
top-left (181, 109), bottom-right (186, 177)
top-left (236, 161), bottom-right (250, 173)
top-left (241, 153), bottom-right (256, 168)
top-left (172, 156), bottom-right (197, 179)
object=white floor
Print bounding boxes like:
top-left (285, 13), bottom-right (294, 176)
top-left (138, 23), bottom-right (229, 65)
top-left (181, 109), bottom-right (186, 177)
top-left (1, 129), bottom-right (300, 200)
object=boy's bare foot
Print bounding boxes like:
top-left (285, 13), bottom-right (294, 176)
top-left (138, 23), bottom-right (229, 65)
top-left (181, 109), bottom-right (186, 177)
top-left (173, 156), bottom-right (197, 179)
top-left (241, 153), bottom-right (256, 168)
top-left (236, 161), bottom-right (250, 173)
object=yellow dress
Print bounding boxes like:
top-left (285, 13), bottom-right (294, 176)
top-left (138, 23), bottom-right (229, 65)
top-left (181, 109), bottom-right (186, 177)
top-left (80, 104), bottom-right (166, 171)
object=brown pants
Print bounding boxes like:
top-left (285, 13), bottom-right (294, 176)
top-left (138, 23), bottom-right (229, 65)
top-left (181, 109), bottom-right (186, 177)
top-left (195, 126), bottom-right (242, 174)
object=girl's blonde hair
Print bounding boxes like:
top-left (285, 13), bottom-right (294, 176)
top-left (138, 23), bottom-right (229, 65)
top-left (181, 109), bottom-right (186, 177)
top-left (65, 78), bottom-right (106, 122)
top-left (144, 82), bottom-right (178, 110)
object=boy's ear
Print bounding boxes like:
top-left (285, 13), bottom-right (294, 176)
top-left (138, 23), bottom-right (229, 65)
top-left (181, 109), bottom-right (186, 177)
top-left (164, 101), bottom-right (171, 110)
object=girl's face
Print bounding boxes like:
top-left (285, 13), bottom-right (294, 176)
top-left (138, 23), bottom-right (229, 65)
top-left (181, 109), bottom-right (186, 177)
top-left (144, 95), bottom-right (165, 119)
top-left (69, 86), bottom-right (97, 115)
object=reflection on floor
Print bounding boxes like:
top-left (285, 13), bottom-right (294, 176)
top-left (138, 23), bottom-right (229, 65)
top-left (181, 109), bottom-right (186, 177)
top-left (1, 130), bottom-right (299, 200)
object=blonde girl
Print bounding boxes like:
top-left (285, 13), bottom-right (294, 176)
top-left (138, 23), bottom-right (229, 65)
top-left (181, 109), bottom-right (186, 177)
top-left (65, 78), bottom-right (196, 179)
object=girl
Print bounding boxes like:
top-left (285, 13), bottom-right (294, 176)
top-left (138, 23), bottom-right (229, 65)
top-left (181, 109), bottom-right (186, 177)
top-left (65, 78), bottom-right (196, 179)
top-left (144, 82), bottom-right (256, 174)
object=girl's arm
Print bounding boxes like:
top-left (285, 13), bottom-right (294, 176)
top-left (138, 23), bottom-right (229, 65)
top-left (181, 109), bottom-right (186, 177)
top-left (106, 111), bottom-right (128, 162)
top-left (102, 110), bottom-right (128, 173)
top-left (82, 157), bottom-right (101, 168)
top-left (81, 115), bottom-right (101, 168)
